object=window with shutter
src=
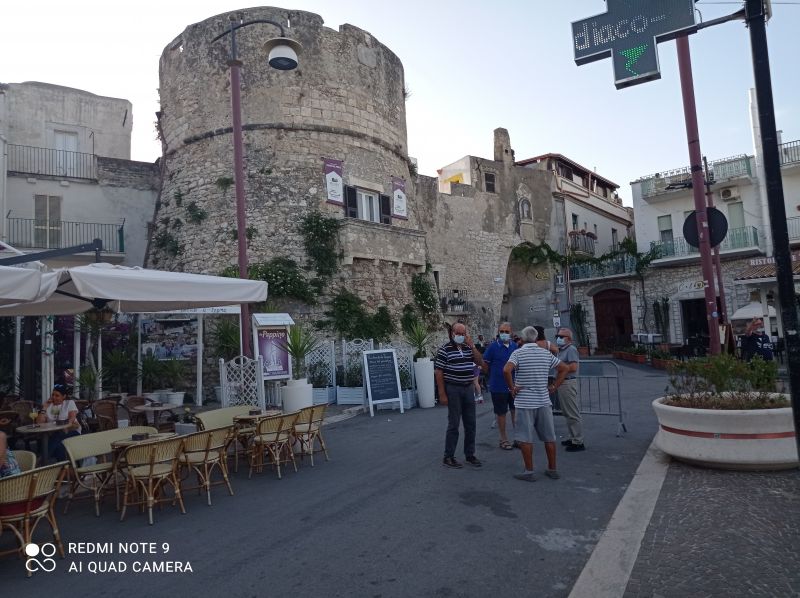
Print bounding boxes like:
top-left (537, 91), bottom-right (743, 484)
top-left (379, 195), bottom-right (391, 225)
top-left (34, 195), bottom-right (62, 248)
top-left (345, 186), bottom-right (358, 219)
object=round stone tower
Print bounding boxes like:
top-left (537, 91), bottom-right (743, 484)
top-left (150, 7), bottom-right (421, 315)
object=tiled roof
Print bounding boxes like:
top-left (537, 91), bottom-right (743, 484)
top-left (735, 261), bottom-right (800, 281)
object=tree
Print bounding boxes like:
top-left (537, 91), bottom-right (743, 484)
top-left (619, 237), bottom-right (661, 333)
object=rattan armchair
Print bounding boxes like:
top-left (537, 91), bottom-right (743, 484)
top-left (179, 427), bottom-right (234, 506)
top-left (293, 404), bottom-right (330, 466)
top-left (249, 412), bottom-right (299, 479)
top-left (92, 400), bottom-right (119, 429)
top-left (120, 437), bottom-right (186, 525)
top-left (123, 396), bottom-right (150, 427)
top-left (14, 450), bottom-right (37, 472)
top-left (0, 461), bottom-right (68, 577)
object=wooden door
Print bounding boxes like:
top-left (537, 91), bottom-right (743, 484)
top-left (593, 289), bottom-right (633, 350)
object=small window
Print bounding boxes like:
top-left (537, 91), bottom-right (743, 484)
top-left (357, 189), bottom-right (380, 223)
top-left (34, 194), bottom-right (62, 248)
top-left (484, 173), bottom-right (496, 193)
top-left (593, 224), bottom-right (598, 236)
top-left (611, 228), bottom-right (619, 248)
top-left (571, 214), bottom-right (579, 230)
top-left (602, 186), bottom-right (609, 198)
top-left (557, 163), bottom-right (573, 180)
top-left (728, 202), bottom-right (745, 230)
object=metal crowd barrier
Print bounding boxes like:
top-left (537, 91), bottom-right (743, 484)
top-left (554, 359), bottom-right (626, 436)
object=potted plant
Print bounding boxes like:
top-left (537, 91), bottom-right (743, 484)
top-left (139, 354), bottom-right (165, 401)
top-left (161, 359), bottom-right (188, 405)
top-left (307, 360), bottom-right (334, 405)
top-left (280, 324), bottom-right (319, 412)
top-left (650, 349), bottom-right (677, 370)
top-left (570, 303), bottom-right (590, 357)
top-left (77, 366), bottom-right (100, 402)
top-left (336, 359), bottom-right (365, 405)
top-left (208, 318), bottom-right (240, 402)
top-left (102, 348), bottom-right (136, 395)
top-left (406, 320), bottom-right (435, 408)
top-left (653, 354), bottom-right (796, 470)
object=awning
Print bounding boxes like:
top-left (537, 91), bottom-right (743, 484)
top-left (734, 260), bottom-right (800, 283)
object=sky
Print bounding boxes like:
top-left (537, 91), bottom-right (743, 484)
top-left (1, 0), bottom-right (798, 206)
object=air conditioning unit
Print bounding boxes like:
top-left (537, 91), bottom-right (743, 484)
top-left (718, 187), bottom-right (739, 202)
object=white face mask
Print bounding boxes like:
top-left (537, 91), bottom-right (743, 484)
top-left (499, 333), bottom-right (511, 342)
top-left (556, 337), bottom-right (566, 347)
top-left (453, 334), bottom-right (465, 344)
top-left (756, 328), bottom-right (765, 335)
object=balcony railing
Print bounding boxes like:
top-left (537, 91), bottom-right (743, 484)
top-left (638, 155), bottom-right (752, 198)
top-left (440, 289), bottom-right (471, 314)
top-left (568, 233), bottom-right (596, 256)
top-left (7, 218), bottom-right (124, 253)
top-left (651, 226), bottom-right (758, 259)
top-left (7, 144), bottom-right (96, 180)
top-left (780, 139), bottom-right (800, 166)
top-left (570, 254), bottom-right (637, 281)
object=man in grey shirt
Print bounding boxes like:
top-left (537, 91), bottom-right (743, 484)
top-left (556, 327), bottom-right (584, 452)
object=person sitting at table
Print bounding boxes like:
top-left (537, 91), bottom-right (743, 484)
top-left (0, 431), bottom-right (21, 478)
top-left (36, 383), bottom-right (81, 461)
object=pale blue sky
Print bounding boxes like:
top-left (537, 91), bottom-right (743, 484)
top-left (1, 1), bottom-right (797, 205)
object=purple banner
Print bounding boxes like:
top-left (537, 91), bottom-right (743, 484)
top-left (392, 177), bottom-right (407, 219)
top-left (324, 158), bottom-right (344, 205)
top-left (257, 328), bottom-right (291, 380)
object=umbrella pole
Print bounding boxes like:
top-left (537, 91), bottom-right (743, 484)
top-left (73, 317), bottom-right (81, 400)
top-left (137, 315), bottom-right (143, 396)
top-left (13, 317), bottom-right (21, 395)
top-left (196, 314), bottom-right (204, 407)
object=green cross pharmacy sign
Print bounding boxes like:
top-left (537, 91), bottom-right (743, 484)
top-left (572, 0), bottom-right (696, 89)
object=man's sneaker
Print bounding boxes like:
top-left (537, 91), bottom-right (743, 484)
top-left (545, 469), bottom-right (561, 480)
top-left (561, 439), bottom-right (573, 446)
top-left (465, 456), bottom-right (482, 467)
top-left (443, 456), bottom-right (463, 468)
top-left (513, 471), bottom-right (536, 482)
top-left (565, 443), bottom-right (586, 452)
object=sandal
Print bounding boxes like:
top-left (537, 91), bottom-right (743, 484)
top-left (499, 440), bottom-right (513, 451)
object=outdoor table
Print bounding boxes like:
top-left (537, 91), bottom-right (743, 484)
top-left (129, 404), bottom-right (177, 427)
top-left (110, 432), bottom-right (178, 510)
top-left (15, 421), bottom-right (74, 465)
top-left (232, 409), bottom-right (282, 424)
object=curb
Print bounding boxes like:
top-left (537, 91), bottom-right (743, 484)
top-left (323, 406), bottom-right (365, 425)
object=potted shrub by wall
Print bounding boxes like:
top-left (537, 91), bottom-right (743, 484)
top-left (336, 359), bottom-right (365, 405)
top-left (280, 324), bottom-right (319, 412)
top-left (406, 321), bottom-right (435, 408)
top-left (653, 354), bottom-right (797, 470)
top-left (570, 303), bottom-right (591, 357)
top-left (307, 360), bottom-right (334, 405)
top-left (162, 359), bottom-right (188, 406)
top-left (209, 318), bottom-right (240, 403)
top-left (139, 354), bottom-right (165, 402)
top-left (102, 348), bottom-right (136, 397)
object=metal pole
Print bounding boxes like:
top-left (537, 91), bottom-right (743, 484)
top-left (676, 35), bottom-right (721, 354)
top-left (227, 24), bottom-right (253, 358)
top-left (703, 157), bottom-right (728, 323)
top-left (745, 0), bottom-right (800, 458)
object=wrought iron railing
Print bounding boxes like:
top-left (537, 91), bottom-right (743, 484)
top-left (7, 218), bottom-right (124, 252)
top-left (569, 254), bottom-right (637, 281)
top-left (780, 139), bottom-right (800, 166)
top-left (440, 289), bottom-right (471, 313)
top-left (637, 154), bottom-right (753, 198)
top-left (651, 226), bottom-right (758, 258)
top-left (7, 144), bottom-right (96, 180)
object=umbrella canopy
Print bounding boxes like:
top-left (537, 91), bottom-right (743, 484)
top-left (0, 266), bottom-right (45, 306)
top-left (0, 263), bottom-right (267, 316)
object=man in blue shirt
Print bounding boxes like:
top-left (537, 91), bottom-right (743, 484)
top-left (482, 322), bottom-right (518, 450)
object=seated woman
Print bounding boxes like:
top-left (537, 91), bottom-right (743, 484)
top-left (0, 431), bottom-right (21, 478)
top-left (36, 383), bottom-right (81, 462)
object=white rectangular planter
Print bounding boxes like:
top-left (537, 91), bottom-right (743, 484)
top-left (377, 390), bottom-right (416, 411)
top-left (336, 386), bottom-right (364, 405)
top-left (313, 387), bottom-right (336, 405)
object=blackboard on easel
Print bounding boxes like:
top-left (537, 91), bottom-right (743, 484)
top-left (362, 349), bottom-right (404, 417)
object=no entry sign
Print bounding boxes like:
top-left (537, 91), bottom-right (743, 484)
top-left (572, 0), bottom-right (696, 88)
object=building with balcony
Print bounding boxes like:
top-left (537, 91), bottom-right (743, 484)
top-left (569, 89), bottom-right (800, 351)
top-left (0, 81), bottom-right (158, 267)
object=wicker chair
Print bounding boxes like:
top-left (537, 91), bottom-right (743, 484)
top-left (0, 461), bottom-right (68, 577)
top-left (179, 427), bottom-right (234, 506)
top-left (92, 400), bottom-right (118, 429)
top-left (14, 450), bottom-right (37, 472)
top-left (120, 437), bottom-right (186, 525)
top-left (293, 404), bottom-right (330, 466)
top-left (195, 405), bottom-right (258, 473)
top-left (9, 400), bottom-right (35, 422)
top-left (0, 411), bottom-right (20, 448)
top-left (249, 412), bottom-right (299, 479)
top-left (62, 426), bottom-right (157, 517)
top-left (0, 395), bottom-right (20, 410)
top-left (123, 396), bottom-right (150, 427)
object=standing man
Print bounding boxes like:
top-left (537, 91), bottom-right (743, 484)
top-left (503, 326), bottom-right (569, 481)
top-left (482, 322), bottom-right (518, 450)
top-left (556, 327), bottom-right (584, 452)
top-left (741, 318), bottom-right (774, 362)
top-left (436, 322), bottom-right (485, 468)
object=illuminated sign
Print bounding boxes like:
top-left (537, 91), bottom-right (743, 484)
top-left (572, 0), bottom-right (696, 89)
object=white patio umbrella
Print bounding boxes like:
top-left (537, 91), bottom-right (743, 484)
top-left (0, 263), bottom-right (267, 316)
top-left (0, 265), bottom-right (45, 306)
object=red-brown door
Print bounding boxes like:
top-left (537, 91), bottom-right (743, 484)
top-left (593, 289), bottom-right (633, 350)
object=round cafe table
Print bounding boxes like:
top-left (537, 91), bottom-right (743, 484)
top-left (232, 409), bottom-right (281, 424)
top-left (15, 421), bottom-right (75, 465)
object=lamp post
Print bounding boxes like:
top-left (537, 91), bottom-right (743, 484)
top-left (211, 19), bottom-right (301, 357)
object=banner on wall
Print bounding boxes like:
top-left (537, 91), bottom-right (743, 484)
top-left (324, 158), bottom-right (344, 205)
top-left (392, 177), bottom-right (407, 219)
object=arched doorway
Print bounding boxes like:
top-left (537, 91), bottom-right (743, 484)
top-left (593, 289), bottom-right (633, 350)
top-left (501, 244), bottom-right (558, 335)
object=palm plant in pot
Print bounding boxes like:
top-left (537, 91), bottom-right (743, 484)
top-left (139, 354), bottom-right (165, 402)
top-left (208, 317), bottom-right (240, 403)
top-left (161, 358), bottom-right (188, 406)
top-left (406, 320), bottom-right (436, 408)
top-left (280, 324), bottom-right (320, 412)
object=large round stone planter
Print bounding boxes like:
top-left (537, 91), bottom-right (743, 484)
top-left (282, 378), bottom-right (313, 412)
top-left (414, 358), bottom-right (435, 409)
top-left (652, 396), bottom-right (798, 471)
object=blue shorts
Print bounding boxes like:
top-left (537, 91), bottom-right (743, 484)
top-left (491, 392), bottom-right (514, 415)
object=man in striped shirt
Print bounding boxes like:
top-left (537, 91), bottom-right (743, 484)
top-left (435, 322), bottom-right (485, 468)
top-left (503, 326), bottom-right (570, 482)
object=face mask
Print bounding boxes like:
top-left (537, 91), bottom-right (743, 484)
top-left (556, 337), bottom-right (566, 346)
top-left (756, 328), bottom-right (765, 334)
top-left (499, 333), bottom-right (511, 342)
top-left (453, 335), bottom-right (465, 344)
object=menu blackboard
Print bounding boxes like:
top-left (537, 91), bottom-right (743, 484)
top-left (362, 349), bottom-right (404, 417)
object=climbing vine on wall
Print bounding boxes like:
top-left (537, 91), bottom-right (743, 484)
top-left (221, 257), bottom-right (315, 304)
top-left (300, 211), bottom-right (341, 279)
top-left (411, 272), bottom-right (438, 316)
top-left (319, 289), bottom-right (395, 341)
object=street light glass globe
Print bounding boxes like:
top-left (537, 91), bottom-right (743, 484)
top-left (268, 44), bottom-right (299, 70)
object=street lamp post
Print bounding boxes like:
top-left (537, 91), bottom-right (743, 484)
top-left (211, 19), bottom-right (301, 357)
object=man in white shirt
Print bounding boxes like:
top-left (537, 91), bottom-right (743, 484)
top-left (503, 326), bottom-right (570, 482)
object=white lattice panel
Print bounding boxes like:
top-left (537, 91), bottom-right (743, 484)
top-left (305, 340), bottom-right (336, 388)
top-left (379, 341), bottom-right (416, 391)
top-left (219, 355), bottom-right (265, 410)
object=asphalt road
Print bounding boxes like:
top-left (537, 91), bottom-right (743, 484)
top-left (2, 363), bottom-right (668, 597)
